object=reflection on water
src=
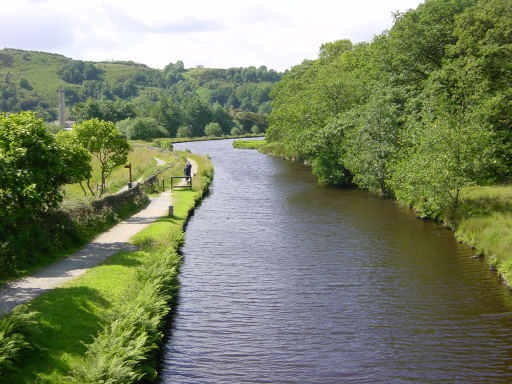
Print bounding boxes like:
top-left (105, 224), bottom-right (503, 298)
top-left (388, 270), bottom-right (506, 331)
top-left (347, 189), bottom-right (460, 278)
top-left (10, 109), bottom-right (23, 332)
top-left (160, 139), bottom-right (512, 383)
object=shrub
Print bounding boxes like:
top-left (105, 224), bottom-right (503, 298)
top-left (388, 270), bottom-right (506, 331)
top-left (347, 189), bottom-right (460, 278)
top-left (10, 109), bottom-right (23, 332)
top-left (230, 126), bottom-right (244, 136)
top-left (152, 138), bottom-right (174, 151)
top-left (204, 122), bottom-right (223, 137)
top-left (250, 124), bottom-right (261, 134)
top-left (117, 117), bottom-right (167, 140)
top-left (176, 125), bottom-right (192, 138)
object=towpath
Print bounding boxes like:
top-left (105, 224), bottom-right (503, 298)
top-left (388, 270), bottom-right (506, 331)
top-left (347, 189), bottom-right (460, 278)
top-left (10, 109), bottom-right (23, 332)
top-left (0, 159), bottom-right (197, 315)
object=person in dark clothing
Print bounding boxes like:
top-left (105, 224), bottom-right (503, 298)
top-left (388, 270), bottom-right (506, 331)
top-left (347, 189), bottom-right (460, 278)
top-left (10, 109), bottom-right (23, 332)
top-left (184, 161), bottom-right (192, 182)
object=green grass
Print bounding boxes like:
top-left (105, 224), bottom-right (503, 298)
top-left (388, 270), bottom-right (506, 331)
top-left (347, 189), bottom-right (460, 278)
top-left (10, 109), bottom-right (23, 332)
top-left (1, 154), bottom-right (213, 383)
top-left (455, 184), bottom-right (512, 282)
top-left (62, 143), bottom-right (181, 199)
top-left (1, 194), bottom-right (149, 284)
top-left (232, 139), bottom-right (266, 149)
top-left (162, 133), bottom-right (264, 144)
top-left (258, 141), bottom-right (302, 161)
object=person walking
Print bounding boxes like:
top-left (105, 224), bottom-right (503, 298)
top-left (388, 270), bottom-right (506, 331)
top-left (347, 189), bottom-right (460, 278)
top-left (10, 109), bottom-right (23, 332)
top-left (184, 161), bottom-right (192, 183)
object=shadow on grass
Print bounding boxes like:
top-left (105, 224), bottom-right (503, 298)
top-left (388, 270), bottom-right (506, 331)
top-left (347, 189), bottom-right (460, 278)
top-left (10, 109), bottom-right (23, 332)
top-left (4, 286), bottom-right (111, 383)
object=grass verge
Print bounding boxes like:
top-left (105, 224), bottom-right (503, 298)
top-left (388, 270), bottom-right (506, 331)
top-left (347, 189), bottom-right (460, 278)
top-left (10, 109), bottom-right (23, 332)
top-left (232, 139), bottom-right (266, 149)
top-left (455, 184), bottom-right (512, 283)
top-left (0, 153), bottom-right (213, 383)
top-left (258, 141), bottom-right (302, 161)
top-left (62, 145), bottom-right (181, 200)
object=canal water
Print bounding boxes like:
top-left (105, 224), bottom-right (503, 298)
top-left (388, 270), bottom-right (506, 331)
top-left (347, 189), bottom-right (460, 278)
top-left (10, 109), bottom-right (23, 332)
top-left (161, 139), bottom-right (512, 383)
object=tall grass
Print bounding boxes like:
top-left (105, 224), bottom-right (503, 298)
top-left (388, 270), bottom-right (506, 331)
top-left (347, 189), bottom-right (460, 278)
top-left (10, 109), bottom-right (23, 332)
top-left (455, 184), bottom-right (512, 282)
top-left (233, 139), bottom-right (266, 149)
top-left (258, 141), bottom-right (302, 161)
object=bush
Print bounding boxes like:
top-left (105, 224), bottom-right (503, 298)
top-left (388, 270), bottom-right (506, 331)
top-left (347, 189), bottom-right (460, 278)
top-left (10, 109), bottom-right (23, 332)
top-left (250, 124), bottom-right (261, 134)
top-left (230, 126), bottom-right (244, 136)
top-left (176, 125), bottom-right (192, 138)
top-left (117, 117), bottom-right (167, 140)
top-left (152, 138), bottom-right (174, 151)
top-left (204, 122), bottom-right (223, 137)
top-left (18, 77), bottom-right (32, 91)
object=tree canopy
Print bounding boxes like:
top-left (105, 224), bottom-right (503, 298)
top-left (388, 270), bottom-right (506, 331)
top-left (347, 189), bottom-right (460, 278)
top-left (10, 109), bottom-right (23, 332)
top-left (73, 119), bottom-right (131, 196)
top-left (267, 0), bottom-right (511, 220)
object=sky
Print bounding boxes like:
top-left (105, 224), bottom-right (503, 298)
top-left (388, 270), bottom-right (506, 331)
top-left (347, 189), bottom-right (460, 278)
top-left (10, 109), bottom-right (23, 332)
top-left (0, 0), bottom-right (424, 71)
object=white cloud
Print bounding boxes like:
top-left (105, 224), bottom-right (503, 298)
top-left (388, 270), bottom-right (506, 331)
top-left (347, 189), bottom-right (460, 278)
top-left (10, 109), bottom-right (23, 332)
top-left (0, 0), bottom-right (424, 71)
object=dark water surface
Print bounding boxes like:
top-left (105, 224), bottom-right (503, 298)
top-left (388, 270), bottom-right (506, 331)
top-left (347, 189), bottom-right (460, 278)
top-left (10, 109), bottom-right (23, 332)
top-left (160, 139), bottom-right (512, 383)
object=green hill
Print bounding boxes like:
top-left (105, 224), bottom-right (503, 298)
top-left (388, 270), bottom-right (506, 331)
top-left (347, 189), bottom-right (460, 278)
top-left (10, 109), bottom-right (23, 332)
top-left (0, 48), bottom-right (281, 124)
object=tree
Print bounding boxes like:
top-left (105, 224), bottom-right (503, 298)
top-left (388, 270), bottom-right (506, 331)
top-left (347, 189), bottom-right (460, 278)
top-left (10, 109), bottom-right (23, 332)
top-left (54, 131), bottom-right (92, 196)
top-left (343, 87), bottom-right (401, 195)
top-left (251, 124), bottom-right (261, 134)
top-left (151, 97), bottom-right (183, 137)
top-left (204, 122), bottom-right (223, 137)
top-left (176, 125), bottom-right (192, 138)
top-left (184, 98), bottom-right (212, 136)
top-left (73, 119), bottom-right (131, 197)
top-left (18, 77), bottom-right (32, 91)
top-left (392, 90), bottom-right (497, 220)
top-left (0, 112), bottom-right (67, 223)
top-left (231, 126), bottom-right (244, 136)
top-left (211, 104), bottom-right (235, 133)
top-left (117, 117), bottom-right (167, 140)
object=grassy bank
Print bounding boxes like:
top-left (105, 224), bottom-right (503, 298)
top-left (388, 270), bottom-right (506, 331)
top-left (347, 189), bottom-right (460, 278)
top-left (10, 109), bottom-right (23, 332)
top-left (258, 141), bottom-right (302, 161)
top-left (1, 192), bottom-right (149, 283)
top-left (455, 185), bottom-right (512, 283)
top-left (1, 146), bottom-right (186, 283)
top-left (0, 153), bottom-right (213, 383)
top-left (232, 139), bottom-right (266, 149)
top-left (63, 144), bottom-right (181, 200)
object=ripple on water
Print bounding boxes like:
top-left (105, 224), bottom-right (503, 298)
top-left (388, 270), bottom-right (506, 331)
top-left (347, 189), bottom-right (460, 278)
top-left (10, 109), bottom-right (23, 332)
top-left (160, 139), bottom-right (512, 383)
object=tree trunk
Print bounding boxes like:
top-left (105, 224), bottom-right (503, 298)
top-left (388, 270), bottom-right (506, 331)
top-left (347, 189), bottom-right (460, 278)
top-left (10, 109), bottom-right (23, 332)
top-left (86, 179), bottom-right (95, 196)
top-left (79, 181), bottom-right (87, 196)
top-left (99, 170), bottom-right (105, 197)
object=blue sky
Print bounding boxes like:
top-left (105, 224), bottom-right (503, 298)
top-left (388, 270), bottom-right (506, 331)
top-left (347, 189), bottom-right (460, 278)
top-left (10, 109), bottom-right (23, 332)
top-left (0, 0), bottom-right (424, 71)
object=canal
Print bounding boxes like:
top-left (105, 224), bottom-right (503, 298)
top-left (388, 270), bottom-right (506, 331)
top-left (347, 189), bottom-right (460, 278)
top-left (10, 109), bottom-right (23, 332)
top-left (161, 138), bottom-right (512, 383)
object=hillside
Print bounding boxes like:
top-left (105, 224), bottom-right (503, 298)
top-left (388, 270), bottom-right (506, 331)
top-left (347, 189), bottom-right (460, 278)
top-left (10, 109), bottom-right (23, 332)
top-left (0, 48), bottom-right (281, 123)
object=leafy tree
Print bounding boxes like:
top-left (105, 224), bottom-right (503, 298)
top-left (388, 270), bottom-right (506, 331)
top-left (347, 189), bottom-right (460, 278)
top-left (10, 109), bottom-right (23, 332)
top-left (204, 122), bottom-right (223, 137)
top-left (211, 104), bottom-right (235, 133)
top-left (319, 39), bottom-right (353, 61)
top-left (231, 126), bottom-right (244, 136)
top-left (57, 61), bottom-right (104, 84)
top-left (0, 112), bottom-right (67, 222)
top-left (183, 98), bottom-right (212, 136)
top-left (73, 119), bottom-right (131, 197)
top-left (176, 125), bottom-right (192, 138)
top-left (151, 97), bottom-right (183, 137)
top-left (18, 77), bottom-right (32, 91)
top-left (251, 124), bottom-right (261, 134)
top-left (73, 99), bottom-right (136, 123)
top-left (308, 118), bottom-right (352, 185)
top-left (117, 117), bottom-right (167, 140)
top-left (343, 88), bottom-right (401, 195)
top-left (55, 131), bottom-right (92, 196)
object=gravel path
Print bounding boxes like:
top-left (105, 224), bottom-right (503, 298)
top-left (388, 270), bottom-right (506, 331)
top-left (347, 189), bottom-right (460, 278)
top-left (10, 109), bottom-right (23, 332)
top-left (0, 158), bottom-right (197, 315)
